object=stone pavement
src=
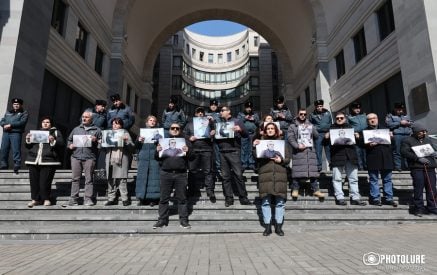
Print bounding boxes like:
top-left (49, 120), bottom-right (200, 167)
top-left (0, 224), bottom-right (436, 274)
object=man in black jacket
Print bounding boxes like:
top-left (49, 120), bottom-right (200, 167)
top-left (153, 123), bottom-right (192, 229)
top-left (326, 112), bottom-right (366, 206)
top-left (401, 123), bottom-right (437, 216)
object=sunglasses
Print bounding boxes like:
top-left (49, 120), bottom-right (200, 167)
top-left (220, 109), bottom-right (229, 112)
top-left (170, 127), bottom-right (180, 130)
top-left (299, 113), bottom-right (307, 116)
top-left (336, 117), bottom-right (345, 120)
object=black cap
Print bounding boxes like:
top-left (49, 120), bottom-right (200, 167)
top-left (244, 101), bottom-right (253, 108)
top-left (11, 98), bottom-right (23, 104)
top-left (314, 99), bottom-right (324, 106)
top-left (350, 102), bottom-right (361, 109)
top-left (195, 107), bottom-right (205, 114)
top-left (169, 96), bottom-right (178, 104)
top-left (275, 96), bottom-right (285, 104)
top-left (110, 94), bottom-right (121, 102)
top-left (210, 99), bottom-right (219, 106)
top-left (95, 100), bottom-right (107, 106)
top-left (412, 123), bottom-right (426, 133)
top-left (394, 102), bottom-right (405, 109)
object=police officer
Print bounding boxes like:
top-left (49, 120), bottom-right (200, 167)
top-left (237, 101), bottom-right (260, 171)
top-left (162, 96), bottom-right (186, 137)
top-left (107, 94), bottom-right (135, 130)
top-left (205, 99), bottom-right (222, 181)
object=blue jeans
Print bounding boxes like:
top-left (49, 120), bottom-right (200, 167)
top-left (261, 195), bottom-right (285, 224)
top-left (0, 132), bottom-right (22, 168)
top-left (368, 169), bottom-right (393, 201)
top-left (315, 134), bottom-right (330, 170)
top-left (240, 135), bottom-right (255, 169)
top-left (411, 169), bottom-right (437, 212)
top-left (332, 162), bottom-right (360, 200)
top-left (393, 134), bottom-right (408, 170)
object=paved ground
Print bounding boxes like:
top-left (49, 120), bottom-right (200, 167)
top-left (0, 223), bottom-right (435, 274)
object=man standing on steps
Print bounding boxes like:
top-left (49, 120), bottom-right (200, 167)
top-left (205, 99), bottom-right (222, 181)
top-left (361, 113), bottom-right (397, 207)
top-left (0, 98), bottom-right (29, 173)
top-left (309, 99), bottom-right (332, 172)
top-left (237, 101), bottom-right (260, 171)
top-left (216, 106), bottom-right (251, 207)
top-left (66, 111), bottom-right (102, 206)
top-left (107, 94), bottom-right (135, 130)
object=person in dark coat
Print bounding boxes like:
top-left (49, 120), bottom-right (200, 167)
top-left (347, 102), bottom-right (367, 170)
top-left (326, 112), bottom-right (366, 206)
top-left (136, 115), bottom-right (161, 206)
top-left (237, 101), bottom-right (260, 171)
top-left (162, 96), bottom-right (186, 136)
top-left (309, 99), bottom-right (332, 171)
top-left (205, 99), bottom-right (222, 181)
top-left (361, 113), bottom-right (397, 207)
top-left (24, 116), bottom-right (64, 207)
top-left (288, 109), bottom-right (324, 200)
top-left (0, 98), bottom-right (29, 172)
top-left (401, 123), bottom-right (437, 216)
top-left (253, 122), bottom-right (290, 236)
top-left (107, 93), bottom-right (135, 130)
top-left (269, 96), bottom-right (293, 136)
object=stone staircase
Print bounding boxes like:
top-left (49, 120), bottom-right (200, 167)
top-left (0, 169), bottom-right (436, 239)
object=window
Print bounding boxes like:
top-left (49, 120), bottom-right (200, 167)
top-left (75, 23), bottom-right (88, 58)
top-left (377, 0), bottom-right (395, 40)
top-left (250, 57), bottom-right (259, 71)
top-left (95, 46), bottom-right (104, 75)
top-left (173, 56), bottom-right (182, 69)
top-left (126, 85), bottom-right (131, 106)
top-left (134, 94), bottom-right (139, 113)
top-left (242, 44), bottom-right (246, 52)
top-left (218, 54), bottom-right (223, 64)
top-left (227, 52), bottom-right (232, 62)
top-left (353, 28), bottom-right (367, 63)
top-left (305, 87), bottom-right (311, 107)
top-left (185, 44), bottom-right (190, 55)
top-left (235, 49), bottom-right (240, 57)
top-left (51, 0), bottom-right (66, 35)
top-left (335, 50), bottom-right (346, 79)
top-left (250, 77), bottom-right (259, 90)
top-left (199, 51), bottom-right (204, 61)
top-left (208, 53), bottom-right (213, 63)
top-left (172, 75), bottom-right (182, 89)
top-left (254, 36), bottom-right (259, 47)
top-left (191, 48), bottom-right (196, 58)
top-left (173, 34), bottom-right (179, 46)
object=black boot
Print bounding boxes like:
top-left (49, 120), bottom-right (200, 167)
top-left (275, 222), bottom-right (284, 236)
top-left (263, 223), bottom-right (272, 236)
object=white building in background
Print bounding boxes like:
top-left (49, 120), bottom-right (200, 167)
top-left (2, 0), bottom-right (437, 166)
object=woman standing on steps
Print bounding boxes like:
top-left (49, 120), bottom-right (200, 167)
top-left (253, 122), bottom-right (290, 236)
top-left (135, 115), bottom-right (161, 206)
top-left (25, 116), bottom-right (64, 207)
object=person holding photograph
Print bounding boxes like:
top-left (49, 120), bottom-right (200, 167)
top-left (66, 111), bottom-right (102, 206)
top-left (361, 114), bottom-right (396, 207)
top-left (104, 118), bottom-right (134, 206)
top-left (401, 123), bottom-right (437, 216)
top-left (325, 112), bottom-right (366, 206)
top-left (253, 122), bottom-right (290, 236)
top-left (135, 115), bottom-right (161, 206)
top-left (184, 107), bottom-right (216, 202)
top-left (288, 109), bottom-right (324, 200)
top-left (25, 116), bottom-right (64, 207)
top-left (153, 123), bottom-right (192, 229)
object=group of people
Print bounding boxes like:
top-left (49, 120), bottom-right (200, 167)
top-left (1, 93), bottom-right (436, 235)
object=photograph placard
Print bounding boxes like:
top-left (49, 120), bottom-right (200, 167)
top-left (363, 129), bottom-right (391, 144)
top-left (193, 117), bottom-right (211, 139)
top-left (256, 140), bottom-right (285, 159)
top-left (140, 128), bottom-right (164, 143)
top-left (297, 124), bottom-right (313, 148)
top-left (412, 144), bottom-right (435, 158)
top-left (159, 138), bottom-right (186, 157)
top-left (30, 130), bottom-right (49, 143)
top-left (102, 130), bottom-right (124, 148)
top-left (329, 128), bottom-right (355, 145)
top-left (73, 135), bottom-right (93, 147)
top-left (215, 121), bottom-right (235, 139)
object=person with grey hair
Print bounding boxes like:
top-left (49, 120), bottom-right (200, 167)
top-left (65, 111), bottom-right (101, 206)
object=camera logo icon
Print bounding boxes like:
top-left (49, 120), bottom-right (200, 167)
top-left (363, 252), bottom-right (380, 266)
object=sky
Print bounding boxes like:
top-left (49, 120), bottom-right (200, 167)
top-left (186, 20), bottom-right (247, 36)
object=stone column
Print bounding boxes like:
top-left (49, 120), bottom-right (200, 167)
top-left (259, 45), bottom-right (273, 115)
top-left (315, 62), bottom-right (331, 109)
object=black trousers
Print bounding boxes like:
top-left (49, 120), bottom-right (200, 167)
top-left (28, 165), bottom-right (56, 201)
top-left (411, 169), bottom-right (437, 211)
top-left (158, 171), bottom-right (188, 222)
top-left (220, 150), bottom-right (247, 200)
top-left (188, 150), bottom-right (214, 194)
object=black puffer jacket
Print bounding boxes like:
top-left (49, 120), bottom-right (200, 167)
top-left (328, 123), bottom-right (358, 167)
top-left (25, 127), bottom-right (64, 165)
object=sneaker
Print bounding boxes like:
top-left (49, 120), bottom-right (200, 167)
top-left (180, 220), bottom-right (191, 229)
top-left (239, 197), bottom-right (251, 205)
top-left (67, 199), bottom-right (79, 206)
top-left (104, 200), bottom-right (117, 206)
top-left (153, 220), bottom-right (168, 229)
top-left (350, 199), bottom-right (367, 206)
top-left (43, 200), bottom-right (51, 206)
top-left (335, 199), bottom-right (347, 206)
top-left (27, 200), bottom-right (41, 208)
top-left (122, 200), bottom-right (131, 206)
top-left (84, 199), bottom-right (95, 206)
top-left (383, 200), bottom-right (398, 207)
top-left (291, 190), bottom-right (299, 199)
top-left (313, 191), bottom-right (325, 198)
top-left (369, 200), bottom-right (382, 206)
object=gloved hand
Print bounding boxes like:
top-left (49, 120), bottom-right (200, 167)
top-left (417, 157), bottom-right (430, 165)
